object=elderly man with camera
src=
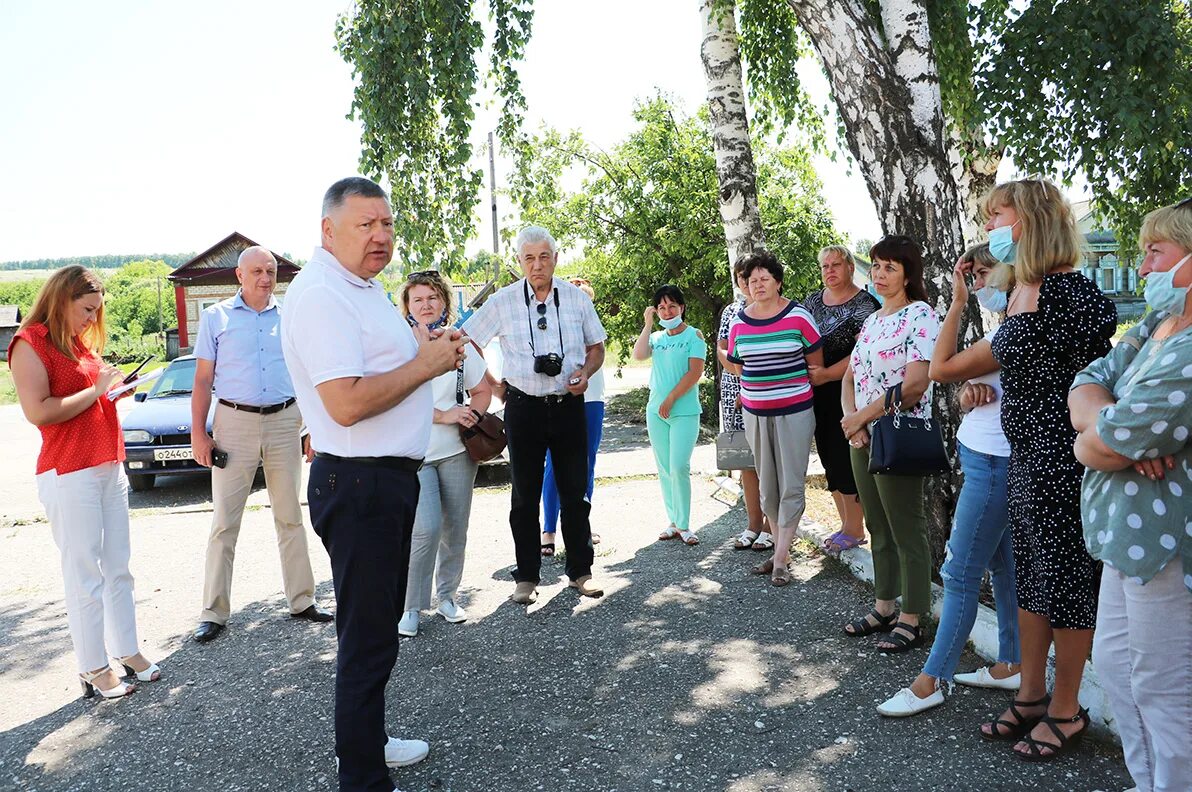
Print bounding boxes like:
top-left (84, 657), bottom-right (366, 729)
top-left (462, 226), bottom-right (607, 604)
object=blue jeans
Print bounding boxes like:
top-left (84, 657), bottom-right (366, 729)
top-left (923, 442), bottom-right (1020, 682)
top-left (543, 401), bottom-right (604, 534)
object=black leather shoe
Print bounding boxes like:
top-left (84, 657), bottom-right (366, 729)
top-left (194, 621), bottom-right (224, 643)
top-left (290, 604), bottom-right (333, 623)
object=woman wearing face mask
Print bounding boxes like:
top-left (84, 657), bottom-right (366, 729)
top-left (803, 245), bottom-right (881, 556)
top-left (633, 285), bottom-right (707, 545)
top-left (980, 179), bottom-right (1116, 761)
top-left (718, 259), bottom-right (772, 551)
top-left (397, 271), bottom-right (493, 637)
top-left (725, 251), bottom-right (823, 585)
top-left (1069, 198), bottom-right (1192, 790)
top-left (877, 243), bottom-right (1021, 716)
top-left (8, 266), bottom-right (161, 699)
top-left (840, 236), bottom-right (939, 652)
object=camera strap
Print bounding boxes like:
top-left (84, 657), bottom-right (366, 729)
top-left (524, 280), bottom-right (564, 358)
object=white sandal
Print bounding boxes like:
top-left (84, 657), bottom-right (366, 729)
top-left (80, 669), bottom-right (135, 699)
top-left (750, 531), bottom-right (775, 551)
top-left (733, 529), bottom-right (759, 550)
top-left (116, 655), bottom-right (162, 682)
top-left (679, 529), bottom-right (700, 546)
top-left (658, 525), bottom-right (681, 541)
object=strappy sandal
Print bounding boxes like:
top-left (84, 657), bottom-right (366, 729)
top-left (1015, 708), bottom-right (1090, 762)
top-left (843, 608), bottom-right (897, 637)
top-left (751, 531), bottom-right (775, 551)
top-left (877, 621), bottom-right (923, 653)
top-left (750, 558), bottom-right (773, 575)
top-left (979, 694), bottom-right (1051, 742)
top-left (541, 542), bottom-right (555, 557)
top-left (733, 530), bottom-right (759, 550)
top-left (822, 531), bottom-right (868, 558)
top-left (679, 529), bottom-right (700, 546)
top-left (658, 526), bottom-right (681, 541)
top-left (771, 565), bottom-right (792, 587)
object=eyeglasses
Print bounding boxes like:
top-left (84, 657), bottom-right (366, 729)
top-left (536, 302), bottom-right (548, 330)
top-left (1177, 196), bottom-right (1192, 209)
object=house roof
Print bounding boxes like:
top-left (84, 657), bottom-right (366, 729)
top-left (168, 232), bottom-right (300, 285)
top-left (0, 305), bottom-right (20, 328)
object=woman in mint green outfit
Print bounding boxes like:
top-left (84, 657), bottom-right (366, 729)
top-left (633, 284), bottom-right (707, 545)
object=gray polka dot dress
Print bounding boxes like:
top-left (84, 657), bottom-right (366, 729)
top-left (991, 272), bottom-right (1117, 629)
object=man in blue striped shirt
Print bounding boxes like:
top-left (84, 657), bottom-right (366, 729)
top-left (190, 246), bottom-right (330, 643)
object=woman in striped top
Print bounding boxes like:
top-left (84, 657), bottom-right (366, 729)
top-left (726, 250), bottom-right (823, 586)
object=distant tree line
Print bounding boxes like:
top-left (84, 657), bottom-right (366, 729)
top-left (0, 252), bottom-right (194, 271)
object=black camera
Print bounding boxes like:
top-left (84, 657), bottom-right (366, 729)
top-left (533, 353), bottom-right (564, 377)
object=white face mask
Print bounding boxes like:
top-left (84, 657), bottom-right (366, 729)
top-left (976, 286), bottom-right (1008, 313)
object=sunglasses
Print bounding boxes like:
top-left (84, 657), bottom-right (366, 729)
top-left (407, 269), bottom-right (440, 281)
top-left (536, 302), bottom-right (548, 330)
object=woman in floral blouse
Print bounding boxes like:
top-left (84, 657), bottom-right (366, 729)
top-left (1070, 198), bottom-right (1192, 791)
top-left (841, 235), bottom-right (940, 652)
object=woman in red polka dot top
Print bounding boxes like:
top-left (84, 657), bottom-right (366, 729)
top-left (8, 266), bottom-right (162, 699)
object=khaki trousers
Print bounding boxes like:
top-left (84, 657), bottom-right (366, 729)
top-left (200, 402), bottom-right (315, 624)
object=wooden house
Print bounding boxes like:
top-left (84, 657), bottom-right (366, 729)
top-left (0, 305), bottom-right (21, 361)
top-left (168, 232), bottom-right (300, 352)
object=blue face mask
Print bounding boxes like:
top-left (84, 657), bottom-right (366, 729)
top-left (988, 222), bottom-right (1020, 264)
top-left (1144, 253), bottom-right (1192, 315)
top-left (407, 309), bottom-right (449, 330)
top-left (976, 286), bottom-right (1008, 313)
top-left (658, 313), bottom-right (684, 330)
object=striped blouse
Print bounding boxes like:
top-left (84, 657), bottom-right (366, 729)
top-left (726, 300), bottom-right (822, 416)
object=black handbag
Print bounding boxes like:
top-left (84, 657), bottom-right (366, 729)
top-left (867, 383), bottom-right (949, 476)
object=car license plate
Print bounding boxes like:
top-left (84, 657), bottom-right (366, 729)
top-left (153, 447), bottom-right (194, 461)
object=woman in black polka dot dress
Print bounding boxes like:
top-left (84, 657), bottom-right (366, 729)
top-left (983, 180), bottom-right (1116, 761)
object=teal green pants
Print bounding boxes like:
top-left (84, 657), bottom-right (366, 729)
top-left (646, 411), bottom-right (701, 532)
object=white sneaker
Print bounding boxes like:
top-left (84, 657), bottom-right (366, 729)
top-left (876, 686), bottom-right (945, 717)
top-left (436, 599), bottom-right (467, 623)
top-left (385, 736), bottom-right (429, 767)
top-left (954, 666), bottom-right (1020, 690)
top-left (398, 610), bottom-right (419, 637)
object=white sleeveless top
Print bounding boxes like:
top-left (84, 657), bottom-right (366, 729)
top-left (955, 331), bottom-right (1011, 458)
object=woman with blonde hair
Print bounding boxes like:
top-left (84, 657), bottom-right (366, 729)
top-left (397, 270), bottom-right (493, 636)
top-left (980, 179), bottom-right (1116, 760)
top-left (1071, 197), bottom-right (1192, 790)
top-left (8, 266), bottom-right (161, 698)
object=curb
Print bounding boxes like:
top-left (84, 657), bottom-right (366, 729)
top-left (712, 475), bottom-right (1121, 742)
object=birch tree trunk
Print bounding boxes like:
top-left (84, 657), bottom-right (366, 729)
top-left (700, 0), bottom-right (766, 269)
top-left (787, 0), bottom-right (974, 565)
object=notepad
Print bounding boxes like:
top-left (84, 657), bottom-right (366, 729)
top-left (106, 367), bottom-right (164, 401)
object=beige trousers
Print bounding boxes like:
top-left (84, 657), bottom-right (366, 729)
top-left (200, 402), bottom-right (315, 624)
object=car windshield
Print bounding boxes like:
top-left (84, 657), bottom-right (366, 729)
top-left (149, 359), bottom-right (198, 398)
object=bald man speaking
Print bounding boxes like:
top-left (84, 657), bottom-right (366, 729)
top-left (190, 246), bottom-right (331, 644)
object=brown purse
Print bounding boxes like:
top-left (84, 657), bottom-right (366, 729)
top-left (456, 369), bottom-right (507, 463)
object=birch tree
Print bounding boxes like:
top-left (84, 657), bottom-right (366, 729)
top-left (699, 0), bottom-right (766, 268)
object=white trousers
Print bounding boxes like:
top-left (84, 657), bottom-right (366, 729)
top-left (37, 461), bottom-right (140, 673)
top-left (1093, 561), bottom-right (1192, 792)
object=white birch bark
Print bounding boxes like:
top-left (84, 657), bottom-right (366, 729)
top-left (700, 0), bottom-right (765, 269)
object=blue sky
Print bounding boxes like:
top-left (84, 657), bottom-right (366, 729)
top-left (0, 0), bottom-right (888, 262)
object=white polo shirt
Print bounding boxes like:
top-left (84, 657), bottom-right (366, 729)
top-left (281, 247), bottom-right (432, 459)
top-left (462, 277), bottom-right (607, 396)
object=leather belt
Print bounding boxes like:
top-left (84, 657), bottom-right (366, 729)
top-left (314, 452), bottom-right (422, 473)
top-left (218, 397), bottom-right (295, 415)
top-left (504, 383), bottom-right (579, 405)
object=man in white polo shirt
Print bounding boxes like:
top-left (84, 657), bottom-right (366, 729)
top-left (462, 225), bottom-right (607, 605)
top-left (281, 176), bottom-right (464, 792)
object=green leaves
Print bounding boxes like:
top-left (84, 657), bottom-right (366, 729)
top-left (336, 1), bottom-right (533, 269)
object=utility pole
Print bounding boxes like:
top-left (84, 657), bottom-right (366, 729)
top-left (488, 131), bottom-right (499, 257)
top-left (156, 277), bottom-right (163, 346)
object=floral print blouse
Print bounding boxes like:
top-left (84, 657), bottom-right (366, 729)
top-left (1072, 310), bottom-right (1192, 593)
top-left (850, 302), bottom-right (940, 420)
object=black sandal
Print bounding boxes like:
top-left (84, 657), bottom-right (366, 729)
top-left (541, 542), bottom-right (555, 557)
top-left (843, 608), bottom-right (897, 637)
top-left (876, 621), bottom-right (923, 653)
top-left (979, 694), bottom-right (1051, 742)
top-left (1016, 708), bottom-right (1090, 762)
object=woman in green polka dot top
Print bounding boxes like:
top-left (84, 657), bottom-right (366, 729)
top-left (1069, 197), bottom-right (1192, 792)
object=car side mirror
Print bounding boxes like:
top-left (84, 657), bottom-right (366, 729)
top-left (134, 392), bottom-right (147, 402)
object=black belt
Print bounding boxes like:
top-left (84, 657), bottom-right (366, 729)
top-left (314, 452), bottom-right (422, 473)
top-left (218, 397), bottom-right (295, 415)
top-left (504, 383), bottom-right (579, 405)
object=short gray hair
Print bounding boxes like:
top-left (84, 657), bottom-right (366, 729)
top-left (322, 176), bottom-right (388, 217)
top-left (818, 245), bottom-right (856, 268)
top-left (237, 246), bottom-right (276, 268)
top-left (514, 225), bottom-right (558, 256)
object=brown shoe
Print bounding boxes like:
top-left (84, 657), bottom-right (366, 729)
top-left (569, 575), bottom-right (604, 598)
top-left (511, 581), bottom-right (538, 604)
